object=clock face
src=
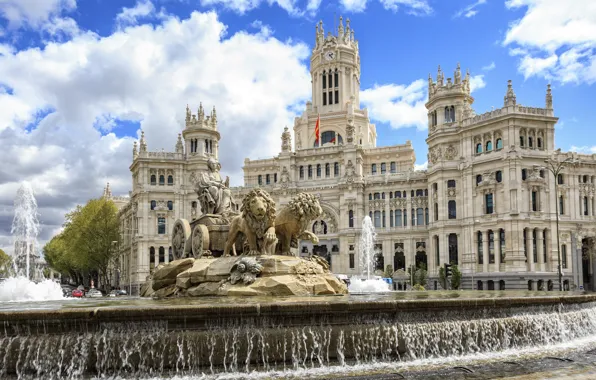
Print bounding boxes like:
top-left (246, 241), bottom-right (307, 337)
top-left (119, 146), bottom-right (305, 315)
top-left (325, 51), bottom-right (335, 60)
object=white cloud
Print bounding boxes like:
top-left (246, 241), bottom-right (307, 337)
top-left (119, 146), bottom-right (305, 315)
top-left (469, 74), bottom-right (486, 93)
top-left (454, 0), bottom-right (486, 18)
top-left (503, 0), bottom-right (596, 84)
top-left (0, 0), bottom-right (76, 28)
top-left (115, 0), bottom-right (156, 28)
top-left (340, 0), bottom-right (432, 14)
top-left (570, 145), bottom-right (596, 154)
top-left (360, 79), bottom-right (428, 130)
top-left (306, 0), bottom-right (322, 15)
top-left (414, 161), bottom-right (428, 171)
top-left (482, 61), bottom-right (496, 71)
top-left (0, 10), bottom-right (311, 253)
top-left (200, 0), bottom-right (302, 16)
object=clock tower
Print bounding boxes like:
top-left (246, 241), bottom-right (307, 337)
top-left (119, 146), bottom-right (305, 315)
top-left (311, 17), bottom-right (361, 112)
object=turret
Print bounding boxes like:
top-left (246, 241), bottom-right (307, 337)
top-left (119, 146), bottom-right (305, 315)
top-left (133, 140), bottom-right (138, 159)
top-left (546, 84), bottom-right (553, 109)
top-left (175, 133), bottom-right (184, 153)
top-left (504, 80), bottom-right (516, 107)
top-left (182, 103), bottom-right (221, 159)
top-left (139, 130), bottom-right (147, 152)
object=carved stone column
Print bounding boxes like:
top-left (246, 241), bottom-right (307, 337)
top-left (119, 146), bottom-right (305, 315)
top-left (537, 229), bottom-right (545, 271)
top-left (526, 228), bottom-right (535, 272)
top-left (482, 230), bottom-right (489, 273)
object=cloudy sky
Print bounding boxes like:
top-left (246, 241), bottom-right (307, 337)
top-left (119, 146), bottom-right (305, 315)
top-left (0, 0), bottom-right (594, 253)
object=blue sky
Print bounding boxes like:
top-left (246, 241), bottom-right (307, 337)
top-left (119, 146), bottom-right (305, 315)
top-left (0, 0), bottom-right (594, 250)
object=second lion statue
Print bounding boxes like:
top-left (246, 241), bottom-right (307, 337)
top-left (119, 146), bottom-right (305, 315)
top-left (275, 193), bottom-right (322, 256)
top-left (223, 188), bottom-right (277, 256)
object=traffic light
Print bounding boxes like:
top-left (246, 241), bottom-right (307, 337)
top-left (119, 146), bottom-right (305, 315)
top-left (444, 263), bottom-right (452, 277)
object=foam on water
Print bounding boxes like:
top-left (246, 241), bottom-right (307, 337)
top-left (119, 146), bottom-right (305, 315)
top-left (348, 277), bottom-right (391, 293)
top-left (0, 276), bottom-right (64, 302)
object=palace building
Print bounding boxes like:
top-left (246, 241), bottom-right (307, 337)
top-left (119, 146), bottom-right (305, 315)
top-left (113, 19), bottom-right (596, 295)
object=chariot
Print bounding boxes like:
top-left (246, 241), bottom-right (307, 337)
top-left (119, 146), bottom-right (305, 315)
top-left (171, 214), bottom-right (242, 259)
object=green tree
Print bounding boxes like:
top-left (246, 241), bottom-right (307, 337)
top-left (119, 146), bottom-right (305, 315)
top-left (44, 197), bottom-right (119, 289)
top-left (438, 266), bottom-right (447, 290)
top-left (450, 264), bottom-right (462, 290)
top-left (413, 263), bottom-right (428, 289)
top-left (0, 248), bottom-right (13, 277)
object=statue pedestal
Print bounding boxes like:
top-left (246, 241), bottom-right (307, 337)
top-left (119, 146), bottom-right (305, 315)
top-left (141, 255), bottom-right (348, 298)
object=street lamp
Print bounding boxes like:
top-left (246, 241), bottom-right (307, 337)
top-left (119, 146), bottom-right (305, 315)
top-left (544, 156), bottom-right (575, 291)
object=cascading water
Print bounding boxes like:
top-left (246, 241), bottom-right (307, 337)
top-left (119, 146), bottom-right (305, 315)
top-left (348, 216), bottom-right (390, 293)
top-left (0, 182), bottom-right (63, 301)
top-left (2, 301), bottom-right (596, 379)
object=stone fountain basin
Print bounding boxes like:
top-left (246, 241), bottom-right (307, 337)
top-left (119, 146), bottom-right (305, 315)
top-left (1, 292), bottom-right (595, 378)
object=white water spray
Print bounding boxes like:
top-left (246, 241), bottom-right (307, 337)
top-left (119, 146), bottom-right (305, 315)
top-left (0, 182), bottom-right (63, 301)
top-left (348, 216), bottom-right (390, 293)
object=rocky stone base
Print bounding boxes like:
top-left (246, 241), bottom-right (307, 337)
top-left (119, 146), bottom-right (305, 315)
top-left (140, 255), bottom-right (348, 298)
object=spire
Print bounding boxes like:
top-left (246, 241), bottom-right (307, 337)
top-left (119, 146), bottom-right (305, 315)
top-left (176, 133), bottom-right (184, 153)
top-left (133, 140), bottom-right (138, 159)
top-left (546, 83), bottom-right (553, 109)
top-left (454, 62), bottom-right (461, 85)
top-left (338, 15), bottom-right (344, 37)
top-left (198, 102), bottom-right (204, 122)
top-left (185, 104), bottom-right (191, 124)
top-left (139, 130), bottom-right (147, 152)
top-left (428, 73), bottom-right (433, 100)
top-left (103, 182), bottom-right (112, 198)
top-left (504, 79), bottom-right (517, 107)
top-left (211, 105), bottom-right (217, 128)
top-left (437, 65), bottom-right (443, 87)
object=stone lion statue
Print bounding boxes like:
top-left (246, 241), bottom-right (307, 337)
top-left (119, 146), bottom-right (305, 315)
top-left (275, 192), bottom-right (322, 256)
top-left (223, 188), bottom-right (277, 256)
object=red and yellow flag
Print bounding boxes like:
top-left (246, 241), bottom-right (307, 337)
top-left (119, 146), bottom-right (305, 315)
top-left (315, 114), bottom-right (320, 144)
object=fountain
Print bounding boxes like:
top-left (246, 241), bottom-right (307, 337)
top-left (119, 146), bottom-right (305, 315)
top-left (0, 182), bottom-right (63, 302)
top-left (348, 216), bottom-right (391, 293)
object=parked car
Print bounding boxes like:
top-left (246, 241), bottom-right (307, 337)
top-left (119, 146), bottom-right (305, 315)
top-left (86, 288), bottom-right (103, 298)
top-left (71, 289), bottom-right (84, 298)
top-left (108, 290), bottom-right (119, 297)
top-left (116, 289), bottom-right (128, 296)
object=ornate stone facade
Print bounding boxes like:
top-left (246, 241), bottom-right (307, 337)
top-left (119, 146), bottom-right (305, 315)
top-left (113, 19), bottom-right (596, 294)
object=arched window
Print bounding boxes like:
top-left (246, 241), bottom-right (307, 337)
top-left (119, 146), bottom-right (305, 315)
top-left (374, 192), bottom-right (381, 200)
top-left (477, 231), bottom-right (483, 264)
top-left (527, 280), bottom-right (533, 291)
top-left (322, 70), bottom-right (327, 89)
top-left (448, 200), bottom-right (456, 219)
top-left (425, 207), bottom-right (429, 225)
top-left (373, 211), bottom-right (381, 228)
top-left (496, 138), bottom-right (503, 150)
top-left (403, 209), bottom-right (408, 226)
top-left (486, 141), bottom-right (492, 151)
top-left (167, 175), bottom-right (174, 185)
top-left (349, 210), bottom-right (354, 228)
top-left (561, 244), bottom-right (567, 269)
top-left (447, 180), bottom-right (456, 188)
top-left (308, 165), bottom-right (313, 178)
top-left (557, 174), bottom-right (564, 184)
top-left (369, 193), bottom-right (372, 200)
top-left (434, 202), bottom-right (439, 221)
top-left (390, 162), bottom-right (396, 173)
top-left (334, 69), bottom-right (339, 88)
top-left (395, 210), bottom-right (402, 227)
top-left (499, 280), bottom-right (505, 290)
top-left (382, 210), bottom-right (386, 227)
top-left (477, 280), bottom-right (483, 290)
top-left (559, 196), bottom-right (564, 215)
top-left (159, 175), bottom-right (165, 185)
top-left (321, 131), bottom-right (339, 145)
top-left (522, 168), bottom-right (527, 180)
top-left (382, 192), bottom-right (386, 199)
top-left (372, 164), bottom-right (377, 175)
top-left (168, 247), bottom-right (173, 262)
top-left (476, 174), bottom-right (483, 185)
top-left (488, 230), bottom-right (495, 263)
top-left (334, 162), bottom-right (339, 176)
top-left (167, 201), bottom-right (173, 210)
top-left (150, 175), bottom-right (156, 185)
top-left (150, 200), bottom-right (156, 210)
top-left (258, 175), bottom-right (262, 185)
top-left (299, 166), bottom-right (304, 179)
top-left (496, 170), bottom-right (502, 183)
top-left (537, 137), bottom-right (542, 149)
top-left (149, 246), bottom-right (155, 265)
top-left (325, 163), bottom-right (330, 177)
top-left (448, 234), bottom-right (458, 265)
top-left (450, 106), bottom-right (455, 122)
top-left (520, 136), bottom-right (525, 147)
top-left (416, 208), bottom-right (424, 226)
top-left (157, 217), bottom-right (166, 234)
top-left (500, 229), bottom-right (505, 263)
top-left (159, 246), bottom-right (165, 263)
top-left (528, 136), bottom-right (533, 148)
top-left (395, 191), bottom-right (401, 198)
top-left (316, 164), bottom-right (321, 177)
top-left (476, 143), bottom-right (482, 154)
